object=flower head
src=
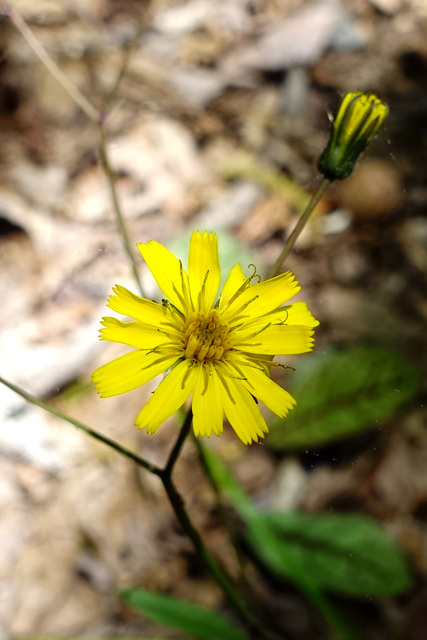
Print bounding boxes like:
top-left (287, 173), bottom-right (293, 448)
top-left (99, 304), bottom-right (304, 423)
top-left (92, 232), bottom-right (318, 444)
top-left (318, 91), bottom-right (388, 181)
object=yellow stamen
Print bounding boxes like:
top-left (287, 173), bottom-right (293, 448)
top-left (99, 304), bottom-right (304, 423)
top-left (182, 309), bottom-right (230, 363)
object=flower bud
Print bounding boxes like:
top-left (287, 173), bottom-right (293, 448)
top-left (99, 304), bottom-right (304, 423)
top-left (317, 91), bottom-right (388, 181)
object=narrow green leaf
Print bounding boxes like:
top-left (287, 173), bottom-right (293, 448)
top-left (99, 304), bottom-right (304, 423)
top-left (249, 512), bottom-right (411, 597)
top-left (201, 448), bottom-right (361, 640)
top-left (121, 589), bottom-right (249, 640)
top-left (269, 346), bottom-right (421, 449)
top-left (203, 449), bottom-right (410, 596)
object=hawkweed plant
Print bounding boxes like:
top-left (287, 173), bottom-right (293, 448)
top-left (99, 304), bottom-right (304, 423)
top-left (0, 7), bottom-right (390, 637)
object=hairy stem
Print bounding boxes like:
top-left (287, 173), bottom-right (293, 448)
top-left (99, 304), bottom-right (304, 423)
top-left (159, 410), bottom-right (255, 629)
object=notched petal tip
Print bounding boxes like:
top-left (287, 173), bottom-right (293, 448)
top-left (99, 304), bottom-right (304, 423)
top-left (91, 370), bottom-right (111, 398)
top-left (98, 317), bottom-right (112, 340)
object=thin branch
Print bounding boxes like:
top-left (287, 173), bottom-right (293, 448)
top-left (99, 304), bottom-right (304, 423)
top-left (0, 375), bottom-right (161, 475)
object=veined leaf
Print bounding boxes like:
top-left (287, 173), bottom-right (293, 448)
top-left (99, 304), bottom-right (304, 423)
top-left (269, 346), bottom-right (420, 449)
top-left (202, 448), bottom-right (410, 597)
top-left (248, 512), bottom-right (411, 597)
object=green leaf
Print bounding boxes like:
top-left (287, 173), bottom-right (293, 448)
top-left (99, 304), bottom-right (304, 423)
top-left (202, 448), bottom-right (410, 597)
top-left (201, 448), bottom-right (363, 640)
top-left (269, 346), bottom-right (421, 449)
top-left (248, 512), bottom-right (411, 597)
top-left (121, 589), bottom-right (249, 640)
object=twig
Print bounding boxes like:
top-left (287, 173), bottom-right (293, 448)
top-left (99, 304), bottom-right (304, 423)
top-left (1, 4), bottom-right (98, 122)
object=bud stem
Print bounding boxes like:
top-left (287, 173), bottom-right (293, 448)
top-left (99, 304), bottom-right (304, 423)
top-left (268, 177), bottom-right (331, 278)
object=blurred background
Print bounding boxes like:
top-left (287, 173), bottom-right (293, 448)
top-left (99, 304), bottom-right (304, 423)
top-left (0, 0), bottom-right (426, 638)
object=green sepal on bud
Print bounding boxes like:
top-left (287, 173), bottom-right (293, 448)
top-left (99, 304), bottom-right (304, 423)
top-left (317, 91), bottom-right (388, 181)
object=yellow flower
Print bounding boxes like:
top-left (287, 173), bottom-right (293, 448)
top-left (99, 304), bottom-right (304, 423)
top-left (318, 91), bottom-right (388, 181)
top-left (92, 232), bottom-right (318, 444)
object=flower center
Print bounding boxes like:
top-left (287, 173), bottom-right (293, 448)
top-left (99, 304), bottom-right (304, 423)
top-left (182, 310), bottom-right (230, 362)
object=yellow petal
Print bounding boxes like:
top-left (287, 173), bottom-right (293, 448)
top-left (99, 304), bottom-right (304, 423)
top-left (188, 231), bottom-right (221, 314)
top-left (218, 264), bottom-right (248, 309)
top-left (231, 358), bottom-right (296, 418)
top-left (216, 363), bottom-right (269, 445)
top-left (135, 359), bottom-right (198, 434)
top-left (235, 325), bottom-right (314, 355)
top-left (137, 240), bottom-right (191, 313)
top-left (92, 350), bottom-right (178, 398)
top-left (107, 285), bottom-right (173, 325)
top-left (192, 363), bottom-right (223, 437)
top-left (100, 317), bottom-right (178, 350)
top-left (222, 271), bottom-right (300, 324)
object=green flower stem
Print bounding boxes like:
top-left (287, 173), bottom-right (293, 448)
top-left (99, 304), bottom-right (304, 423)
top-left (159, 472), bottom-right (254, 630)
top-left (268, 177), bottom-right (331, 278)
top-left (163, 408), bottom-right (194, 476)
top-left (0, 375), bottom-right (161, 474)
top-left (160, 410), bottom-right (255, 631)
top-left (98, 124), bottom-right (145, 297)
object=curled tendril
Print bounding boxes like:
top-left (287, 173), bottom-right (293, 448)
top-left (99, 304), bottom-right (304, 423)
top-left (247, 264), bottom-right (261, 284)
top-left (278, 309), bottom-right (289, 324)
